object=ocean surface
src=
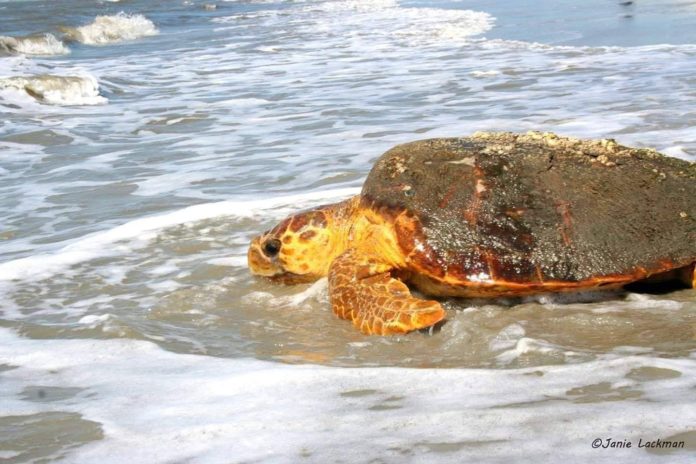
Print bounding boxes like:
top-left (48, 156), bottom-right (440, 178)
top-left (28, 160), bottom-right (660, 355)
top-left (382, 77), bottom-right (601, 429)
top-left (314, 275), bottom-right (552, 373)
top-left (1, 0), bottom-right (696, 462)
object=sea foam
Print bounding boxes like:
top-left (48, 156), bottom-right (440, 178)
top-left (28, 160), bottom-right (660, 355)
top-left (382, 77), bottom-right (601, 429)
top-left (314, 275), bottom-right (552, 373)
top-left (0, 74), bottom-right (107, 105)
top-left (0, 33), bottom-right (70, 55)
top-left (61, 13), bottom-right (158, 45)
top-left (293, 0), bottom-right (494, 45)
top-left (0, 188), bottom-right (359, 283)
top-left (2, 327), bottom-right (695, 463)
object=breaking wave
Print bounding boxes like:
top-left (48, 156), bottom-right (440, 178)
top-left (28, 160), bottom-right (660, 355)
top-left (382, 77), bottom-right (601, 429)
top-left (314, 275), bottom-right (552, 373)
top-left (0, 74), bottom-right (107, 105)
top-left (216, 0), bottom-right (494, 45)
top-left (0, 33), bottom-right (70, 55)
top-left (61, 12), bottom-right (159, 45)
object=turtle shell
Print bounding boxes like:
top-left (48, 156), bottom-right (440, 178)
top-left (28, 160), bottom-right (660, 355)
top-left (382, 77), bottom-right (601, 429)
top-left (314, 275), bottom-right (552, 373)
top-left (361, 132), bottom-right (696, 289)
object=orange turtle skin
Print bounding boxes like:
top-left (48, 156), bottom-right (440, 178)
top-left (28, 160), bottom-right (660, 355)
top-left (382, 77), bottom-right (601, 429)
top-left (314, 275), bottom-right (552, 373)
top-left (248, 132), bottom-right (696, 335)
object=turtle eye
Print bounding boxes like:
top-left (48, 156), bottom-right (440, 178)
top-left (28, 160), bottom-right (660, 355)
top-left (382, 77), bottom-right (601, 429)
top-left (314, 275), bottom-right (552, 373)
top-left (262, 238), bottom-right (281, 258)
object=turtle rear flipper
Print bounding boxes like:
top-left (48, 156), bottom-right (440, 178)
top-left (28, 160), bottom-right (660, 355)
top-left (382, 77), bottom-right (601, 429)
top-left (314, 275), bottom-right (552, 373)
top-left (328, 248), bottom-right (444, 335)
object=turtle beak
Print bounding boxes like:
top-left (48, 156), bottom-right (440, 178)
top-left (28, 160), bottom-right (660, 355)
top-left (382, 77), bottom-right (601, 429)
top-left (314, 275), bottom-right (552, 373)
top-left (247, 236), bottom-right (282, 277)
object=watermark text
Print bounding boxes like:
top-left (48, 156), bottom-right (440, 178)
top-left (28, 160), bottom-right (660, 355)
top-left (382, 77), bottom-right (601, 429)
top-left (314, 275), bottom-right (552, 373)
top-left (591, 438), bottom-right (685, 449)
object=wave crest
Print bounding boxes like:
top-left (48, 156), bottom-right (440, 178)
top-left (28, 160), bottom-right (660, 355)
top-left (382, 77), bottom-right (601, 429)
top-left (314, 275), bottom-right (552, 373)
top-left (61, 12), bottom-right (158, 45)
top-left (0, 75), bottom-right (107, 106)
top-left (0, 33), bottom-right (70, 56)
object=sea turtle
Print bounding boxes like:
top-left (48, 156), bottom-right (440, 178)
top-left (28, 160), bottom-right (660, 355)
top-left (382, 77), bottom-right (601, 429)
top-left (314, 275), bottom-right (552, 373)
top-left (248, 132), bottom-right (696, 335)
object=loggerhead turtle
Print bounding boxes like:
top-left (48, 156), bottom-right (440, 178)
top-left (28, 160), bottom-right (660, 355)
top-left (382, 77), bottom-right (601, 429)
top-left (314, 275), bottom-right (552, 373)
top-left (248, 132), bottom-right (696, 335)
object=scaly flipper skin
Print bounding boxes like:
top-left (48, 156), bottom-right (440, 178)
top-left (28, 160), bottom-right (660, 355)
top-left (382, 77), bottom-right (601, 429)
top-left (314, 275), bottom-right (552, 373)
top-left (328, 248), bottom-right (445, 335)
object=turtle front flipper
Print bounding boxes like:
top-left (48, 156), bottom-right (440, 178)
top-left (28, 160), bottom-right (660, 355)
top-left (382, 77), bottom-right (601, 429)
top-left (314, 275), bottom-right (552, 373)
top-left (328, 248), bottom-right (445, 335)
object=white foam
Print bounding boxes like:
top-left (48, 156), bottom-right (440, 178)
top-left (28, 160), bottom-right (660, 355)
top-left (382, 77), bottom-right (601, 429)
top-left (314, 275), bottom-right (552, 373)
top-left (489, 323), bottom-right (526, 351)
top-left (0, 188), bottom-right (359, 283)
top-left (310, 0), bottom-right (398, 13)
top-left (496, 337), bottom-right (566, 364)
top-left (0, 33), bottom-right (70, 55)
top-left (293, 1), bottom-right (494, 45)
top-left (61, 13), bottom-right (158, 45)
top-left (133, 171), bottom-right (216, 196)
top-left (394, 8), bottom-right (494, 42)
top-left (0, 74), bottom-right (107, 105)
top-left (207, 256), bottom-right (247, 267)
top-left (78, 313), bottom-right (111, 326)
top-left (470, 69), bottom-right (500, 77)
top-left (662, 145), bottom-right (693, 161)
top-left (277, 278), bottom-right (328, 307)
top-left (1, 327), bottom-right (695, 463)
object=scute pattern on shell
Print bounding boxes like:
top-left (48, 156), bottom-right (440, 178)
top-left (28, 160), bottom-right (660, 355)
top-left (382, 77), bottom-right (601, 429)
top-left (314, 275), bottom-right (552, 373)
top-left (361, 132), bottom-right (696, 284)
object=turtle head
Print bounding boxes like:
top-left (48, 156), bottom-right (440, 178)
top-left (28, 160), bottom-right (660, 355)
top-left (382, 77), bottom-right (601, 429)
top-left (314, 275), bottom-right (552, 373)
top-left (248, 199), bottom-right (356, 283)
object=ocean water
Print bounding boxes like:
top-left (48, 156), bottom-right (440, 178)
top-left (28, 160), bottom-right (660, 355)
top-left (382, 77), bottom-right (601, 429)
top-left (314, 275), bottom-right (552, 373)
top-left (1, 0), bottom-right (696, 462)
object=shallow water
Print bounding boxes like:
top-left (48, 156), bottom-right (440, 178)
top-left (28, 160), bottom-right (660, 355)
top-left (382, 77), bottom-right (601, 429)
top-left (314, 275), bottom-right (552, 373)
top-left (1, 0), bottom-right (696, 462)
